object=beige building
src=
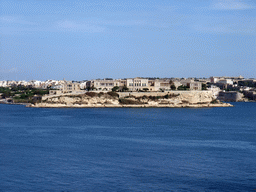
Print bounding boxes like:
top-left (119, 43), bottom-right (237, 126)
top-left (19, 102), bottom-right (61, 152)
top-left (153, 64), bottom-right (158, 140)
top-left (153, 79), bottom-right (171, 91)
top-left (180, 79), bottom-right (202, 90)
top-left (126, 78), bottom-right (148, 91)
top-left (86, 78), bottom-right (203, 92)
top-left (90, 79), bottom-right (124, 91)
top-left (49, 81), bottom-right (81, 95)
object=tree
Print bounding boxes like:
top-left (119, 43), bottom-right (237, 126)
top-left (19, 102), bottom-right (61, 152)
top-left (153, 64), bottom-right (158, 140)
top-left (202, 83), bottom-right (207, 90)
top-left (171, 85), bottom-right (176, 90)
top-left (121, 85), bottom-right (129, 92)
top-left (86, 86), bottom-right (96, 91)
top-left (177, 85), bottom-right (189, 90)
top-left (1, 91), bottom-right (11, 98)
top-left (112, 86), bottom-right (119, 92)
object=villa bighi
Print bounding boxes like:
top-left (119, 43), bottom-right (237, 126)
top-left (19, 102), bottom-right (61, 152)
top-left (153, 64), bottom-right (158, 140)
top-left (49, 78), bottom-right (202, 95)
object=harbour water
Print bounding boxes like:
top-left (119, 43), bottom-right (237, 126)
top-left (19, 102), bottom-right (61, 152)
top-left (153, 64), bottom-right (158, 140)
top-left (0, 103), bottom-right (256, 191)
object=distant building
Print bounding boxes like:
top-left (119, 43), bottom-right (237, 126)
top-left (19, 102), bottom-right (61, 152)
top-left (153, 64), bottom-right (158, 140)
top-left (218, 79), bottom-right (233, 85)
top-left (208, 85), bottom-right (221, 99)
top-left (180, 79), bottom-right (202, 90)
top-left (90, 79), bottom-right (122, 91)
top-left (49, 81), bottom-right (81, 95)
top-left (79, 81), bottom-right (87, 89)
top-left (126, 78), bottom-right (148, 91)
top-left (238, 79), bottom-right (256, 87)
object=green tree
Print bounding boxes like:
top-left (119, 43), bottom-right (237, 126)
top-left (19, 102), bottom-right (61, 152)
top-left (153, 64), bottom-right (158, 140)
top-left (177, 85), bottom-right (189, 90)
top-left (171, 85), bottom-right (176, 90)
top-left (121, 85), bottom-right (129, 92)
top-left (1, 91), bottom-right (11, 98)
top-left (112, 86), bottom-right (119, 92)
top-left (202, 83), bottom-right (207, 90)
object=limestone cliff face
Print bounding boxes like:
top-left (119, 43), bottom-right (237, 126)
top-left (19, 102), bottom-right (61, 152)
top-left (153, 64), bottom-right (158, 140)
top-left (40, 93), bottom-right (119, 106)
top-left (30, 91), bottom-right (233, 108)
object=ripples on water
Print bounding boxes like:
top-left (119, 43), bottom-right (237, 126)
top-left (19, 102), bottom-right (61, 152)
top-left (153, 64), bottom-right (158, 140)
top-left (0, 103), bottom-right (256, 191)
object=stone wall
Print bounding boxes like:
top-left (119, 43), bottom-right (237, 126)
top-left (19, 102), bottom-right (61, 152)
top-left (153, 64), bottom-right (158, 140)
top-left (243, 91), bottom-right (256, 101)
top-left (217, 91), bottom-right (244, 102)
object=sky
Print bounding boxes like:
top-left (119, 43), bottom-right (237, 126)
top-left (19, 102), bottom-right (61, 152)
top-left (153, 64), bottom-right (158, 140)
top-left (0, 0), bottom-right (255, 81)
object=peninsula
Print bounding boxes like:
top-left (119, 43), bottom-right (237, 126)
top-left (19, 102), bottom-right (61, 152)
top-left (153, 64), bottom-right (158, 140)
top-left (28, 91), bottom-right (232, 108)
top-left (1, 75), bottom-right (256, 108)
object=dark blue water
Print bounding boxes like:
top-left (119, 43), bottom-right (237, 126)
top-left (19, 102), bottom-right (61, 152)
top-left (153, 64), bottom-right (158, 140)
top-left (0, 103), bottom-right (256, 191)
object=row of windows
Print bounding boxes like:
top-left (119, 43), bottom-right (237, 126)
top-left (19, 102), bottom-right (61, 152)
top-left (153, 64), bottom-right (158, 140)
top-left (96, 83), bottom-right (114, 86)
top-left (128, 83), bottom-right (147, 87)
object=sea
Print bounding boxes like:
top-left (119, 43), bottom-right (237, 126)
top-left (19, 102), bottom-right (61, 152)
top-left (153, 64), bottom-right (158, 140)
top-left (0, 103), bottom-right (255, 192)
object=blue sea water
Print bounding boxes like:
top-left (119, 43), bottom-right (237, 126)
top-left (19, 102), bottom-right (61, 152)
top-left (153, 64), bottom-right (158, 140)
top-left (0, 103), bottom-right (256, 192)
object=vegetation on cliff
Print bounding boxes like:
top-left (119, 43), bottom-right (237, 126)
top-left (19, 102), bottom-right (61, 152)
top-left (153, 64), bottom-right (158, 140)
top-left (41, 92), bottom-right (185, 106)
top-left (30, 90), bottom-right (233, 108)
top-left (0, 86), bottom-right (49, 103)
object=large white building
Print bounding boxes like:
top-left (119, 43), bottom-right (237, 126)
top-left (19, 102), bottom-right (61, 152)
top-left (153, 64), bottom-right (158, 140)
top-left (126, 78), bottom-right (148, 91)
top-left (90, 79), bottom-right (124, 91)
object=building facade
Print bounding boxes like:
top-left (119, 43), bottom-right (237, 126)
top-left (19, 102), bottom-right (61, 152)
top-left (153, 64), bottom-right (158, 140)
top-left (49, 81), bottom-right (81, 95)
top-left (126, 78), bottom-right (148, 91)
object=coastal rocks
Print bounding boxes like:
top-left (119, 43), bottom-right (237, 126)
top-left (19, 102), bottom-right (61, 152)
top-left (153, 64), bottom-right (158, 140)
top-left (29, 91), bottom-right (233, 108)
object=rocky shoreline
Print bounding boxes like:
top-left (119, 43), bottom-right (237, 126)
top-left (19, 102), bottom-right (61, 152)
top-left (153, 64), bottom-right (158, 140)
top-left (27, 103), bottom-right (233, 108)
top-left (27, 91), bottom-right (234, 108)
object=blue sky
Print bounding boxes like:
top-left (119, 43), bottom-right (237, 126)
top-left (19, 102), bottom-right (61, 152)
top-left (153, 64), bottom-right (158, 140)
top-left (0, 0), bottom-right (255, 81)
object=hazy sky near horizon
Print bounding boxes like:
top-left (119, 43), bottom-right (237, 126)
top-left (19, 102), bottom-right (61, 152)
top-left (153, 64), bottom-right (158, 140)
top-left (0, 0), bottom-right (255, 81)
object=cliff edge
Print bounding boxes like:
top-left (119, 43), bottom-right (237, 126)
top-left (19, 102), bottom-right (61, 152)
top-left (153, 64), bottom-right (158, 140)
top-left (28, 91), bottom-right (233, 108)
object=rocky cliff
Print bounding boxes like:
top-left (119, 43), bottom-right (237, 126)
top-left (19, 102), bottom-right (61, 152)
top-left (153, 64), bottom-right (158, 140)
top-left (29, 91), bottom-right (233, 108)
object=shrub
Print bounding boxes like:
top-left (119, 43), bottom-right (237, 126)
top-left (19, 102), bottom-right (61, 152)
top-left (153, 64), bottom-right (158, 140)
top-left (86, 92), bottom-right (97, 97)
top-left (178, 85), bottom-right (189, 90)
top-left (119, 98), bottom-right (145, 105)
top-left (107, 91), bottom-right (119, 98)
top-left (202, 84), bottom-right (207, 90)
top-left (149, 96), bottom-right (157, 101)
top-left (210, 99), bottom-right (219, 104)
top-left (121, 85), bottom-right (129, 92)
top-left (112, 86), bottom-right (119, 92)
top-left (98, 92), bottom-right (104, 97)
top-left (142, 95), bottom-right (148, 100)
top-left (171, 85), bottom-right (176, 90)
top-left (166, 93), bottom-right (179, 98)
